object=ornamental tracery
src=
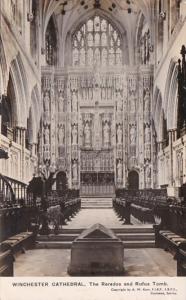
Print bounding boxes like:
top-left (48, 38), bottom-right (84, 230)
top-left (72, 15), bottom-right (123, 67)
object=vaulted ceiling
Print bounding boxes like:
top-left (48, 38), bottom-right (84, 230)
top-left (40, 0), bottom-right (155, 66)
top-left (41, 0), bottom-right (155, 38)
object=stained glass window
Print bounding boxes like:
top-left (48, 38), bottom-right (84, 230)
top-left (72, 15), bottom-right (123, 67)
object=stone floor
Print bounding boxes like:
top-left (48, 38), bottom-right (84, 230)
top-left (14, 208), bottom-right (176, 276)
top-left (63, 208), bottom-right (122, 228)
top-left (14, 248), bottom-right (176, 276)
top-left (63, 209), bottom-right (152, 228)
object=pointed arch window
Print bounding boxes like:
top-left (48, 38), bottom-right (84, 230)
top-left (45, 17), bottom-right (57, 65)
top-left (72, 15), bottom-right (123, 67)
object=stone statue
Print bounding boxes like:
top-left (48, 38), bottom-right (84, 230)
top-left (130, 125), bottom-right (136, 145)
top-left (117, 159), bottom-right (122, 180)
top-left (72, 124), bottom-right (78, 145)
top-left (72, 91), bottom-right (78, 112)
top-left (116, 91), bottom-right (122, 111)
top-left (117, 124), bottom-right (122, 144)
top-left (58, 124), bottom-right (65, 145)
top-left (43, 91), bottom-right (50, 113)
top-left (72, 160), bottom-right (78, 181)
top-left (145, 165), bottom-right (151, 187)
top-left (130, 93), bottom-right (136, 113)
top-left (144, 89), bottom-right (150, 113)
top-left (84, 122), bottom-right (91, 146)
top-left (44, 127), bottom-right (50, 145)
top-left (145, 126), bottom-right (151, 143)
top-left (103, 121), bottom-right (110, 146)
top-left (58, 92), bottom-right (64, 112)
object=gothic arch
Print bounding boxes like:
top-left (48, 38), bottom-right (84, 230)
top-left (153, 86), bottom-right (163, 141)
top-left (64, 9), bottom-right (129, 67)
top-left (0, 37), bottom-right (8, 94)
top-left (45, 14), bottom-right (59, 65)
top-left (164, 59), bottom-right (178, 129)
top-left (16, 53), bottom-right (30, 112)
top-left (135, 12), bottom-right (145, 64)
top-left (9, 66), bottom-right (22, 127)
top-left (10, 55), bottom-right (28, 127)
top-left (31, 84), bottom-right (41, 142)
top-left (128, 169), bottom-right (139, 190)
top-left (1, 73), bottom-right (17, 136)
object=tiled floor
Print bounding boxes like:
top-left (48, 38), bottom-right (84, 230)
top-left (14, 248), bottom-right (176, 277)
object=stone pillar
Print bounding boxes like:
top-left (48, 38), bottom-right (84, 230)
top-left (163, 0), bottom-right (168, 55)
top-left (14, 126), bottom-right (26, 180)
top-left (67, 81), bottom-right (72, 188)
top-left (168, 130), bottom-right (174, 187)
top-left (157, 141), bottom-right (163, 187)
top-left (50, 81), bottom-right (56, 167)
top-left (20, 127), bottom-right (26, 181)
top-left (167, 129), bottom-right (177, 186)
top-left (138, 72), bottom-right (145, 189)
top-left (167, 129), bottom-right (181, 197)
top-left (31, 142), bottom-right (37, 157)
top-left (122, 80), bottom-right (127, 188)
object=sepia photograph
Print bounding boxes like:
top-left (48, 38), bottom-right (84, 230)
top-left (0, 0), bottom-right (186, 289)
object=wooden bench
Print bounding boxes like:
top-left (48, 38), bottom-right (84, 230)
top-left (130, 203), bottom-right (155, 223)
top-left (0, 250), bottom-right (14, 276)
top-left (1, 232), bottom-right (34, 254)
top-left (113, 198), bottom-right (131, 224)
top-left (176, 248), bottom-right (186, 276)
top-left (158, 230), bottom-right (186, 256)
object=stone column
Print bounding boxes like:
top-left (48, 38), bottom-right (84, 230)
top-left (14, 126), bottom-right (26, 180)
top-left (157, 141), bottom-right (163, 187)
top-left (67, 81), bottom-right (72, 188)
top-left (122, 80), bottom-right (127, 188)
top-left (168, 130), bottom-right (174, 187)
top-left (138, 72), bottom-right (145, 189)
top-left (31, 142), bottom-right (37, 157)
top-left (50, 80), bottom-right (56, 167)
top-left (167, 129), bottom-right (179, 196)
top-left (21, 127), bottom-right (26, 181)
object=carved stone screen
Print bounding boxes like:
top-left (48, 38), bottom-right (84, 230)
top-left (40, 13), bottom-right (155, 194)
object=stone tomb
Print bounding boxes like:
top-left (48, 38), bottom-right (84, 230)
top-left (68, 223), bottom-right (124, 275)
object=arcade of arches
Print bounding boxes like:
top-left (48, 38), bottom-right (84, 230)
top-left (0, 0), bottom-right (186, 277)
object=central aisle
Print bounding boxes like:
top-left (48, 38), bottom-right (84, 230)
top-left (63, 208), bottom-right (153, 229)
top-left (63, 208), bottom-right (122, 228)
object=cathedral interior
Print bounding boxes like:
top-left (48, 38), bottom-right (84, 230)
top-left (0, 0), bottom-right (186, 277)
